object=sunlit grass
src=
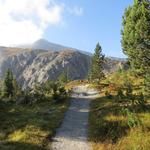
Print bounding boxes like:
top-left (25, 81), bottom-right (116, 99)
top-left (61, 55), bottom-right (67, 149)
top-left (89, 94), bottom-right (150, 150)
top-left (0, 98), bottom-right (69, 150)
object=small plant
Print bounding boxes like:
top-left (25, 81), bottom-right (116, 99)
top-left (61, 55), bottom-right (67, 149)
top-left (121, 108), bottom-right (142, 128)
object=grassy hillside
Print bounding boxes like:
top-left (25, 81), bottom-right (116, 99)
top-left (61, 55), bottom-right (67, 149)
top-left (89, 71), bottom-right (150, 150)
top-left (0, 98), bottom-right (69, 150)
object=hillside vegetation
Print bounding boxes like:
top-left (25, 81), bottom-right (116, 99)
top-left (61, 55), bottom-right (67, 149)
top-left (89, 71), bottom-right (150, 150)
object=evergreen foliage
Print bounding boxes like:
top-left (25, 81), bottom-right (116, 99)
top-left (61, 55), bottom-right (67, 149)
top-left (1, 69), bottom-right (21, 99)
top-left (122, 0), bottom-right (150, 74)
top-left (3, 69), bottom-right (14, 97)
top-left (58, 71), bottom-right (68, 84)
top-left (90, 43), bottom-right (105, 82)
top-left (12, 78), bottom-right (22, 97)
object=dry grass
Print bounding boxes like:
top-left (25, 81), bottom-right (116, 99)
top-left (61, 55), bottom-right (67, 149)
top-left (65, 80), bottom-right (89, 90)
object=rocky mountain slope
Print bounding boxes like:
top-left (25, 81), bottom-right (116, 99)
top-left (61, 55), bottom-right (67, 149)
top-left (0, 47), bottom-right (91, 88)
top-left (0, 46), bottom-right (126, 88)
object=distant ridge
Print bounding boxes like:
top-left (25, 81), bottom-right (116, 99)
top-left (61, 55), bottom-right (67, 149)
top-left (17, 38), bottom-right (92, 56)
top-left (108, 56), bottom-right (126, 61)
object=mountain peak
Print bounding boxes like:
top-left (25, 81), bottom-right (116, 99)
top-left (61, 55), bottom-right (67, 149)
top-left (15, 39), bottom-right (92, 56)
top-left (32, 39), bottom-right (68, 51)
top-left (34, 38), bottom-right (49, 44)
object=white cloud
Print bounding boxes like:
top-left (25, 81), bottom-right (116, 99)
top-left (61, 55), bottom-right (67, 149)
top-left (0, 0), bottom-right (64, 46)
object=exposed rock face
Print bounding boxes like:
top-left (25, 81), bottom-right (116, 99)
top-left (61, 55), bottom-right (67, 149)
top-left (0, 47), bottom-right (91, 88)
top-left (104, 57), bottom-right (127, 74)
top-left (0, 46), bottom-right (126, 88)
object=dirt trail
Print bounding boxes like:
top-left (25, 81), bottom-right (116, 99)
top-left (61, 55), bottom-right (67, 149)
top-left (52, 85), bottom-right (99, 150)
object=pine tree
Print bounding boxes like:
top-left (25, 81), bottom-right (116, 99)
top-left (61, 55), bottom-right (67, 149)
top-left (90, 43), bottom-right (105, 81)
top-left (121, 0), bottom-right (150, 74)
top-left (58, 71), bottom-right (68, 84)
top-left (122, 0), bottom-right (150, 93)
top-left (3, 69), bottom-right (14, 98)
top-left (13, 78), bottom-right (21, 97)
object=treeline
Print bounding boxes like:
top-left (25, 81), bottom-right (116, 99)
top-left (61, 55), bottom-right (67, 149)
top-left (0, 69), bottom-right (69, 105)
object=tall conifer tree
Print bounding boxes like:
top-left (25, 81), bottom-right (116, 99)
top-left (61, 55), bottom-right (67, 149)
top-left (3, 69), bottom-right (14, 97)
top-left (122, 0), bottom-right (150, 74)
top-left (122, 0), bottom-right (150, 93)
top-left (90, 43), bottom-right (105, 81)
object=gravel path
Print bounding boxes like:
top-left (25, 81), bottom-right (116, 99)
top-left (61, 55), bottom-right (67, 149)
top-left (51, 85), bottom-right (99, 150)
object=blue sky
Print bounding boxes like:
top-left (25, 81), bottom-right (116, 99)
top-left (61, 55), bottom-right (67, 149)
top-left (0, 0), bottom-right (133, 58)
top-left (44, 0), bottom-right (133, 58)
